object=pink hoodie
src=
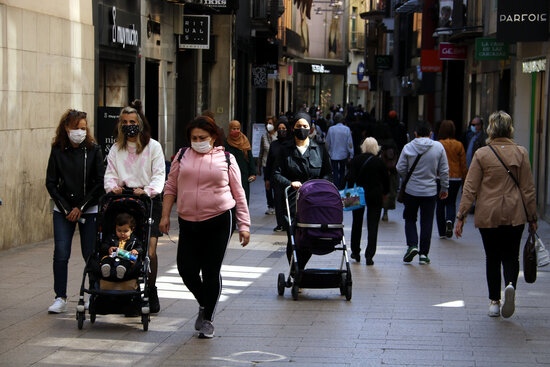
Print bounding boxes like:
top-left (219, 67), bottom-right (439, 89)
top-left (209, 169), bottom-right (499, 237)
top-left (164, 146), bottom-right (250, 232)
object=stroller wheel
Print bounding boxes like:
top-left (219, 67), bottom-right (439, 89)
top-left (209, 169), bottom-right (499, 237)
top-left (345, 284), bottom-right (352, 301)
top-left (339, 274), bottom-right (346, 296)
top-left (142, 313), bottom-right (149, 331)
top-left (291, 284), bottom-right (299, 301)
top-left (76, 311), bottom-right (85, 330)
top-left (277, 273), bottom-right (286, 296)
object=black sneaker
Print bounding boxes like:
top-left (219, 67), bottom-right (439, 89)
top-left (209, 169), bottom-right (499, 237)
top-left (403, 246), bottom-right (418, 263)
top-left (148, 286), bottom-right (160, 314)
top-left (445, 220), bottom-right (453, 238)
top-left (365, 257), bottom-right (374, 266)
top-left (350, 253), bottom-right (361, 263)
top-left (273, 225), bottom-right (284, 232)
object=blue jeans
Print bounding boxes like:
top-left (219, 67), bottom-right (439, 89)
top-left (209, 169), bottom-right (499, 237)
top-left (52, 211), bottom-right (97, 298)
top-left (402, 193), bottom-right (437, 255)
top-left (331, 159), bottom-right (347, 190)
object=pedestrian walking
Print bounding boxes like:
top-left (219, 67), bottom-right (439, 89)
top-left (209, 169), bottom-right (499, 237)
top-left (397, 121), bottom-right (449, 265)
top-left (386, 110), bottom-right (408, 153)
top-left (45, 109), bottom-right (104, 313)
top-left (265, 117), bottom-right (291, 232)
top-left (347, 137), bottom-right (389, 265)
top-left (225, 120), bottom-right (256, 204)
top-left (455, 111), bottom-right (537, 318)
top-left (325, 112), bottom-right (354, 189)
top-left (436, 120), bottom-right (467, 238)
top-left (257, 116), bottom-right (278, 215)
top-left (379, 138), bottom-right (399, 221)
top-left (159, 116), bottom-right (250, 338)
top-left (103, 100), bottom-right (165, 313)
top-left (462, 116), bottom-right (487, 168)
top-left (272, 112), bottom-right (333, 270)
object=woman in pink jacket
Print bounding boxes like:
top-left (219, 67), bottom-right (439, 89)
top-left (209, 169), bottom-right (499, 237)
top-left (159, 116), bottom-right (250, 339)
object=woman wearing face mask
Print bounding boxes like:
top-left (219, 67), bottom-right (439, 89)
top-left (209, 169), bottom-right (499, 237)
top-left (46, 109), bottom-right (104, 313)
top-left (224, 120), bottom-right (256, 204)
top-left (159, 116), bottom-right (250, 339)
top-left (272, 112), bottom-right (333, 269)
top-left (265, 117), bottom-right (291, 232)
top-left (257, 116), bottom-right (278, 215)
top-left (104, 100), bottom-right (165, 313)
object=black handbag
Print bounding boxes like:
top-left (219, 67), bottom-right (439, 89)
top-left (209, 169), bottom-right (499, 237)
top-left (397, 154), bottom-right (423, 203)
top-left (523, 232), bottom-right (537, 283)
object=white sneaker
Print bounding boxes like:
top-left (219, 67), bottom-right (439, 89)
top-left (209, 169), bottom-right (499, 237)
top-left (116, 265), bottom-right (127, 279)
top-left (101, 263), bottom-right (111, 278)
top-left (501, 283), bottom-right (515, 318)
top-left (48, 297), bottom-right (67, 313)
top-left (488, 300), bottom-right (500, 317)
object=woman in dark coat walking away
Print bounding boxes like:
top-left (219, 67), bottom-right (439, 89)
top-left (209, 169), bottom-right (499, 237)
top-left (224, 120), bottom-right (256, 204)
top-left (272, 112), bottom-right (333, 269)
top-left (347, 137), bottom-right (389, 265)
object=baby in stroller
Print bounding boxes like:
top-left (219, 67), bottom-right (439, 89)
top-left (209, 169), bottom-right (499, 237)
top-left (100, 213), bottom-right (144, 280)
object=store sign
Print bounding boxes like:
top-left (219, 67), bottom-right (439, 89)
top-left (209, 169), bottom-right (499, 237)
top-left (357, 62), bottom-right (365, 81)
top-left (178, 15), bottom-right (210, 49)
top-left (475, 38), bottom-right (509, 60)
top-left (252, 66), bottom-right (267, 88)
top-left (109, 7), bottom-right (139, 49)
top-left (358, 80), bottom-right (370, 90)
top-left (202, 0), bottom-right (238, 13)
top-left (375, 55), bottom-right (392, 70)
top-left (439, 43), bottom-right (467, 60)
top-left (522, 58), bottom-right (546, 73)
top-left (311, 64), bottom-right (331, 73)
top-left (420, 50), bottom-right (442, 72)
top-left (497, 0), bottom-right (549, 42)
top-left (97, 107), bottom-right (123, 165)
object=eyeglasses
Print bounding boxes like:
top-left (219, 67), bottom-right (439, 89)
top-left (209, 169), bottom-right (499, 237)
top-left (69, 109), bottom-right (87, 118)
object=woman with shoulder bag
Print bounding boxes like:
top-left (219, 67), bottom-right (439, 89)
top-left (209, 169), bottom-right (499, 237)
top-left (455, 111), bottom-right (537, 318)
top-left (159, 116), bottom-right (250, 339)
top-left (46, 109), bottom-right (104, 313)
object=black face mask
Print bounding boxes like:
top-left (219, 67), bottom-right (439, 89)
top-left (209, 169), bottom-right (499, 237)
top-left (294, 128), bottom-right (309, 141)
top-left (122, 124), bottom-right (140, 138)
top-left (277, 130), bottom-right (287, 139)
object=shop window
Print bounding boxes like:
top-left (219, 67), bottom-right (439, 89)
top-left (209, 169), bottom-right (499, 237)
top-left (99, 62), bottom-right (131, 107)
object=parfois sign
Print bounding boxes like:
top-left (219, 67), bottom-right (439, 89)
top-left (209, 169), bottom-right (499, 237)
top-left (497, 0), bottom-right (549, 42)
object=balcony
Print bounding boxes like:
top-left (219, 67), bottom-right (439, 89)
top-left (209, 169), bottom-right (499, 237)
top-left (350, 32), bottom-right (365, 51)
top-left (251, 0), bottom-right (284, 37)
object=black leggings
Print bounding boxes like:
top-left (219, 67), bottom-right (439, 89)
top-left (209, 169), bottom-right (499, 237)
top-left (479, 224), bottom-right (524, 301)
top-left (177, 210), bottom-right (233, 321)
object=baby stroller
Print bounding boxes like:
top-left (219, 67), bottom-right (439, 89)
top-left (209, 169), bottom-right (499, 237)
top-left (277, 179), bottom-right (352, 300)
top-left (76, 190), bottom-right (152, 331)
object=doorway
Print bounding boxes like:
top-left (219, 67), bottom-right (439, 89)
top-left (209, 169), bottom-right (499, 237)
top-left (145, 60), bottom-right (159, 140)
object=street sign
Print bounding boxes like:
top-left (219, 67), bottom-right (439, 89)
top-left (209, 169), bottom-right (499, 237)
top-left (357, 62), bottom-right (365, 81)
top-left (475, 38), bottom-right (509, 60)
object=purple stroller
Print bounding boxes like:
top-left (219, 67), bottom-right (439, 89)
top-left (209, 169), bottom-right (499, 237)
top-left (277, 179), bottom-right (352, 300)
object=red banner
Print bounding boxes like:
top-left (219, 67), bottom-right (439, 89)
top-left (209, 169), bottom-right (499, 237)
top-left (421, 49), bottom-right (442, 72)
top-left (439, 42), bottom-right (467, 60)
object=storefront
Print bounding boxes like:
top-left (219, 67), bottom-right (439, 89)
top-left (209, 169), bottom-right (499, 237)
top-left (95, 1), bottom-right (141, 161)
top-left (294, 62), bottom-right (346, 113)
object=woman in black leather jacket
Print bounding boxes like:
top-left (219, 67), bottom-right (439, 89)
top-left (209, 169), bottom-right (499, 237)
top-left (45, 109), bottom-right (104, 314)
top-left (272, 112), bottom-right (332, 269)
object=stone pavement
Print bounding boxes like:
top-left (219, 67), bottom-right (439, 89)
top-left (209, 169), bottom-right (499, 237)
top-left (1, 180), bottom-right (550, 367)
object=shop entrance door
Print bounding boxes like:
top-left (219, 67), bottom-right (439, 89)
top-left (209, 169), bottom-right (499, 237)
top-left (531, 70), bottom-right (548, 221)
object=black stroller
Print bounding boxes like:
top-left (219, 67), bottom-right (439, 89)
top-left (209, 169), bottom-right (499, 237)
top-left (277, 179), bottom-right (352, 300)
top-left (76, 191), bottom-right (152, 331)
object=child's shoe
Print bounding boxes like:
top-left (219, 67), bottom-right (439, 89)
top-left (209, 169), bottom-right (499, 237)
top-left (116, 265), bottom-right (127, 279)
top-left (101, 264), bottom-right (111, 278)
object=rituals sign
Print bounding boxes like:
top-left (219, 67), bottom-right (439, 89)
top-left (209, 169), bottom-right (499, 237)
top-left (178, 15), bottom-right (210, 49)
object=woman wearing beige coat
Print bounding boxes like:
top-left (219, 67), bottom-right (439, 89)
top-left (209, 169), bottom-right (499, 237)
top-left (455, 111), bottom-right (537, 319)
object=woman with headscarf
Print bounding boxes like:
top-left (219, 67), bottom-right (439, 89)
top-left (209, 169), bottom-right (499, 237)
top-left (224, 120), bottom-right (256, 204)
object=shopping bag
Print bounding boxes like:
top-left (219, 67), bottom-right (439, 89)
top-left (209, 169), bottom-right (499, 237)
top-left (339, 184), bottom-right (366, 211)
top-left (535, 233), bottom-right (550, 267)
top-left (523, 232), bottom-right (537, 283)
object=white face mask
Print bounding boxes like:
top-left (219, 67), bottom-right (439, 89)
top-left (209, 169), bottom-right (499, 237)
top-left (191, 139), bottom-right (212, 154)
top-left (68, 129), bottom-right (86, 145)
top-left (266, 124), bottom-right (274, 132)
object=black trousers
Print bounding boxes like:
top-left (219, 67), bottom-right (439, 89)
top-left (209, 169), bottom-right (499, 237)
top-left (177, 210), bottom-right (233, 321)
top-left (479, 224), bottom-right (524, 301)
top-left (350, 203), bottom-right (382, 259)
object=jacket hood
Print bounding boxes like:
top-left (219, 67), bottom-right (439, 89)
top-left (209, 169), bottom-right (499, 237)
top-left (403, 137), bottom-right (435, 155)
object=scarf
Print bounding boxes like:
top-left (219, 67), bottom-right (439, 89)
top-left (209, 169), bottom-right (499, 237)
top-left (227, 120), bottom-right (252, 160)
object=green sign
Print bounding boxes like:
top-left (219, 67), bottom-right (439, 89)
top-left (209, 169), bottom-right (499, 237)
top-left (475, 38), bottom-right (509, 60)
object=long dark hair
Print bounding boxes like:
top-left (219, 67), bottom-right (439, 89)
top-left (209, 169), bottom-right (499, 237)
top-left (186, 116), bottom-right (220, 144)
top-left (52, 109), bottom-right (95, 149)
top-left (115, 100), bottom-right (151, 154)
top-left (438, 120), bottom-right (456, 140)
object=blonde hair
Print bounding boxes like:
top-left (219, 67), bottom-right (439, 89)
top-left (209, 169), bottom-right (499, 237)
top-left (116, 106), bottom-right (147, 153)
top-left (361, 137), bottom-right (380, 155)
top-left (487, 111), bottom-right (514, 140)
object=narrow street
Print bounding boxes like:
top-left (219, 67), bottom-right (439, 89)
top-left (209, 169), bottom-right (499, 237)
top-left (1, 179), bottom-right (549, 366)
